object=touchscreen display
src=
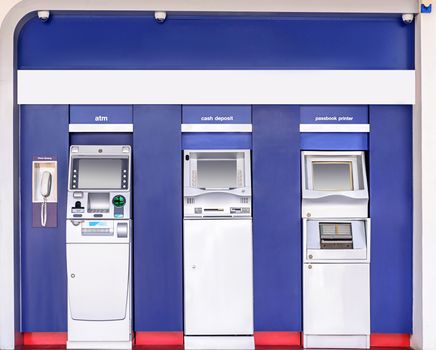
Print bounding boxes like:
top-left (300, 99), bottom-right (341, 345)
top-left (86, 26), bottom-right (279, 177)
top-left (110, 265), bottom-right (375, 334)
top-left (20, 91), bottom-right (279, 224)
top-left (77, 159), bottom-right (123, 189)
top-left (312, 161), bottom-right (353, 191)
top-left (197, 159), bottom-right (237, 189)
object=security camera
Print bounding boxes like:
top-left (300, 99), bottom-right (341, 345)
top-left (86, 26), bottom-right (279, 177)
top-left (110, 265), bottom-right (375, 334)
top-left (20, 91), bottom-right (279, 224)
top-left (37, 10), bottom-right (50, 22)
top-left (154, 11), bottom-right (167, 23)
top-left (402, 14), bottom-right (414, 24)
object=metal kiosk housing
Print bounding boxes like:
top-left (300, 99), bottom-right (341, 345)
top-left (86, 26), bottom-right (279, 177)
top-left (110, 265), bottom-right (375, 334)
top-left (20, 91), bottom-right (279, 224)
top-left (66, 145), bottom-right (132, 350)
top-left (183, 149), bottom-right (254, 350)
top-left (301, 151), bottom-right (371, 349)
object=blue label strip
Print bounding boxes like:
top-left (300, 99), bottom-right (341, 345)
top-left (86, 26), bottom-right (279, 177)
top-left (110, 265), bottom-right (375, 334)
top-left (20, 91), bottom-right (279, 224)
top-left (182, 105), bottom-right (252, 124)
top-left (70, 105), bottom-right (133, 124)
top-left (300, 105), bottom-right (368, 124)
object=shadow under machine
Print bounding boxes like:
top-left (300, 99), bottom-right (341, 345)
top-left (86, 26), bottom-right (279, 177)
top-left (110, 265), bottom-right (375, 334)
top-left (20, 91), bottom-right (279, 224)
top-left (302, 151), bottom-right (370, 349)
top-left (66, 145), bottom-right (132, 349)
top-left (183, 150), bottom-right (254, 350)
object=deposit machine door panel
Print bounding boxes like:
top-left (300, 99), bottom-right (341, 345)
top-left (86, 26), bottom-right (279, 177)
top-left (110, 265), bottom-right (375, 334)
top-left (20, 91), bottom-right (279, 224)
top-left (303, 263), bottom-right (370, 335)
top-left (67, 243), bottom-right (130, 321)
top-left (184, 219), bottom-right (253, 335)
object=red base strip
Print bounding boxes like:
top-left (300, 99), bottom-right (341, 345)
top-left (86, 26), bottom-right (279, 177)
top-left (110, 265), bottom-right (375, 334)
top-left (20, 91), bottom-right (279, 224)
top-left (135, 332), bottom-right (184, 346)
top-left (254, 331), bottom-right (301, 346)
top-left (370, 334), bottom-right (410, 347)
top-left (23, 332), bottom-right (67, 346)
top-left (24, 331), bottom-right (408, 348)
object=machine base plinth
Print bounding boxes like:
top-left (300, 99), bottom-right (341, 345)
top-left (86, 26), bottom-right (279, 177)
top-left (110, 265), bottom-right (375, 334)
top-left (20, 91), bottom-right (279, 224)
top-left (184, 336), bottom-right (255, 349)
top-left (67, 340), bottom-right (132, 349)
top-left (303, 334), bottom-right (369, 349)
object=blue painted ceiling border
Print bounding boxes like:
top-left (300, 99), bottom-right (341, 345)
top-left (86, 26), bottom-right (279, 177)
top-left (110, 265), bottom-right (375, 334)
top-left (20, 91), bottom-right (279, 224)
top-left (17, 13), bottom-right (414, 70)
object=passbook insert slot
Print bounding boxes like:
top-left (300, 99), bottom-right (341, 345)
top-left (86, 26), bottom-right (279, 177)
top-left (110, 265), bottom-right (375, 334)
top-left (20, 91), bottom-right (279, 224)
top-left (319, 222), bottom-right (353, 249)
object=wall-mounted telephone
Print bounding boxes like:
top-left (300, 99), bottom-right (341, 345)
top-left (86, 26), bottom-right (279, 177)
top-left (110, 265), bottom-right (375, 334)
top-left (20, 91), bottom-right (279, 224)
top-left (32, 159), bottom-right (57, 228)
top-left (40, 171), bottom-right (53, 227)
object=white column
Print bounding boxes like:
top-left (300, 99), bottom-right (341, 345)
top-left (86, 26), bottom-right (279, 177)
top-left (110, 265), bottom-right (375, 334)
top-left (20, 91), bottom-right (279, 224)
top-left (412, 11), bottom-right (436, 350)
top-left (0, 1), bottom-right (21, 349)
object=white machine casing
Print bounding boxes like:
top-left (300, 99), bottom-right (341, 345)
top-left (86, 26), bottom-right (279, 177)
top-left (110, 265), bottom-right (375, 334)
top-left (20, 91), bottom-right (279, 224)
top-left (184, 150), bottom-right (251, 218)
top-left (301, 151), bottom-right (368, 218)
top-left (183, 149), bottom-right (254, 350)
top-left (66, 145), bottom-right (132, 350)
top-left (302, 150), bottom-right (370, 349)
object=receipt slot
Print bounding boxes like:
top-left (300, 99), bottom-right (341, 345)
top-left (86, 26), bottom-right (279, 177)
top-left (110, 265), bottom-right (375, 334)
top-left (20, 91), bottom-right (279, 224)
top-left (66, 145), bottom-right (132, 350)
top-left (183, 150), bottom-right (254, 350)
top-left (302, 151), bottom-right (370, 349)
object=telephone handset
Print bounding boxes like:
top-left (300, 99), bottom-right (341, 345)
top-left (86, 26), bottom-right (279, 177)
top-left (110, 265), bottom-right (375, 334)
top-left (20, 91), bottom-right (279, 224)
top-left (40, 171), bottom-right (52, 227)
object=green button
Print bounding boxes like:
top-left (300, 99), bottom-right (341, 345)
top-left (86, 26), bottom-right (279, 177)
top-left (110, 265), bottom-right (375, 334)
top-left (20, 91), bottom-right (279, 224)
top-left (112, 195), bottom-right (126, 208)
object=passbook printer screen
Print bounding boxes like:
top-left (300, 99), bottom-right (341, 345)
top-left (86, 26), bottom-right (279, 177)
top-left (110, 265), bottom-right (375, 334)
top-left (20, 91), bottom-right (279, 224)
top-left (312, 161), bottom-right (353, 191)
top-left (77, 158), bottom-right (123, 189)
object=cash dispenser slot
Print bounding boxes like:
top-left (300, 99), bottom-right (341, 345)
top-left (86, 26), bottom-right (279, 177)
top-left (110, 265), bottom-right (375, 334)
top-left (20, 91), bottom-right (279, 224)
top-left (319, 222), bottom-right (353, 249)
top-left (88, 193), bottom-right (110, 213)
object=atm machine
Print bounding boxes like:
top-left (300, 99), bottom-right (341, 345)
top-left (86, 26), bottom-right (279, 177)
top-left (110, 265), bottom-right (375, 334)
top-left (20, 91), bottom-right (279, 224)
top-left (66, 145), bottom-right (132, 349)
top-left (301, 151), bottom-right (370, 349)
top-left (183, 150), bottom-right (254, 350)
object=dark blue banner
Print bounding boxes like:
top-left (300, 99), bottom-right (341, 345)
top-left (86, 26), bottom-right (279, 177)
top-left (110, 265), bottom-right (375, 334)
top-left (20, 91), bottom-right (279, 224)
top-left (182, 105), bottom-right (251, 124)
top-left (70, 105), bottom-right (133, 124)
top-left (300, 105), bottom-right (368, 124)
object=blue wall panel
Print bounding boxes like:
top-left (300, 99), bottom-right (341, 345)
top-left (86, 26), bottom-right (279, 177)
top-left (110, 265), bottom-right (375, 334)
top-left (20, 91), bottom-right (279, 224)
top-left (18, 14), bottom-right (413, 70)
top-left (20, 105), bottom-right (69, 331)
top-left (301, 133), bottom-right (368, 150)
top-left (133, 105), bottom-right (183, 331)
top-left (252, 106), bottom-right (301, 331)
top-left (70, 133), bottom-right (132, 146)
top-left (369, 105), bottom-right (413, 333)
top-left (182, 133), bottom-right (252, 150)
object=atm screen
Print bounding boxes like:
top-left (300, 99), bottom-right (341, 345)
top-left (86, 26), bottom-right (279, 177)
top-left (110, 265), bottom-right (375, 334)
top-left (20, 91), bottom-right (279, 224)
top-left (312, 161), bottom-right (353, 191)
top-left (76, 158), bottom-right (123, 189)
top-left (197, 159), bottom-right (237, 189)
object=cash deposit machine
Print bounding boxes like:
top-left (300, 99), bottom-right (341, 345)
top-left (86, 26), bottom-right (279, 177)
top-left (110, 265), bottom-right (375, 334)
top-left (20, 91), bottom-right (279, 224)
top-left (302, 151), bottom-right (370, 349)
top-left (66, 145), bottom-right (132, 349)
top-left (183, 150), bottom-right (254, 350)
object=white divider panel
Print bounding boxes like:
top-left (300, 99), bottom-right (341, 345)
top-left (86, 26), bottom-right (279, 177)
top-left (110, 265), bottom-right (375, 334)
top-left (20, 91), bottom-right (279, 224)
top-left (69, 124), bottom-right (133, 133)
top-left (300, 124), bottom-right (370, 132)
top-left (181, 124), bottom-right (252, 133)
top-left (18, 70), bottom-right (415, 105)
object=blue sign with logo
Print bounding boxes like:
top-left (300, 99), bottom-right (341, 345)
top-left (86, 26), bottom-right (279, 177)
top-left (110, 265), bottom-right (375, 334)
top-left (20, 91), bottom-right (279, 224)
top-left (70, 105), bottom-right (133, 124)
top-left (182, 105), bottom-right (252, 124)
top-left (300, 105), bottom-right (368, 124)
